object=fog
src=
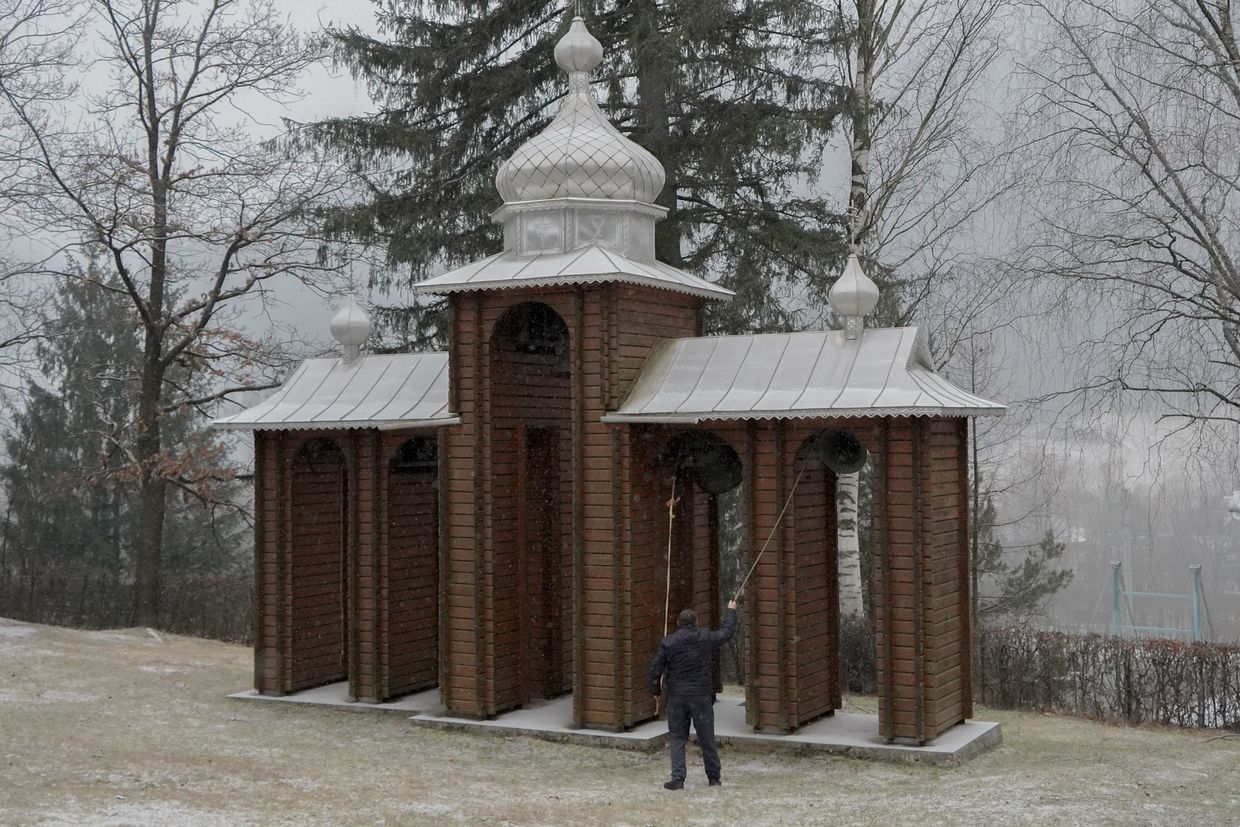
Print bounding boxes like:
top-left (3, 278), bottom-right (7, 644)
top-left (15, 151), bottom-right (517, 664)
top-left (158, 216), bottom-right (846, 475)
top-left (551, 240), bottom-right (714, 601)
top-left (0, 0), bottom-right (1236, 643)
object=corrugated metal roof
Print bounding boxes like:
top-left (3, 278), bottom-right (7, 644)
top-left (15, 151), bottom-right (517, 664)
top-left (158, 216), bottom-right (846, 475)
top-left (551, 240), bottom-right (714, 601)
top-left (602, 327), bottom-right (1005, 423)
top-left (414, 243), bottom-right (733, 301)
top-left (212, 352), bottom-right (456, 431)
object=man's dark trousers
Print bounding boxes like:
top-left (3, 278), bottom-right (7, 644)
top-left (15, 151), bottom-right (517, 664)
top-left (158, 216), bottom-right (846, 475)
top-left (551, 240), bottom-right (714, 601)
top-left (667, 696), bottom-right (720, 783)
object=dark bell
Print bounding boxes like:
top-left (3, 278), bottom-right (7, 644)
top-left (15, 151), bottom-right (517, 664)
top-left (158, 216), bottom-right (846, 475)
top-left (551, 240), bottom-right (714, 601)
top-left (818, 429), bottom-right (868, 474)
top-left (686, 436), bottom-right (742, 495)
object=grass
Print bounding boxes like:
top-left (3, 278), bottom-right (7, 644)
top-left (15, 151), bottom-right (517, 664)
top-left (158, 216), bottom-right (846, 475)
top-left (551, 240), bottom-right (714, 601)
top-left (1, 617), bottom-right (1238, 826)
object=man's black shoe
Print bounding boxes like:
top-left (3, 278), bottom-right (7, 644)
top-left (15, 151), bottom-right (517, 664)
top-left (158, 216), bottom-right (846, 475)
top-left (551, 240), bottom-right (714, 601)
top-left (708, 779), bottom-right (722, 787)
top-left (663, 780), bottom-right (684, 790)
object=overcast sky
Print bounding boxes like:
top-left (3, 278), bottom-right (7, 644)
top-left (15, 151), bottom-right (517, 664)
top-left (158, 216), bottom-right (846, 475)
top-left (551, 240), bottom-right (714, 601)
top-left (276, 1), bottom-right (377, 121)
top-left (232, 2), bottom-right (383, 353)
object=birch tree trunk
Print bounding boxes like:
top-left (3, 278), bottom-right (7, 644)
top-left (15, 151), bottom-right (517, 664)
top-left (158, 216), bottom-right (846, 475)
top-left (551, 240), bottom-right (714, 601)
top-left (832, 0), bottom-right (1004, 618)
top-left (837, 471), bottom-right (865, 616)
top-left (836, 0), bottom-right (876, 620)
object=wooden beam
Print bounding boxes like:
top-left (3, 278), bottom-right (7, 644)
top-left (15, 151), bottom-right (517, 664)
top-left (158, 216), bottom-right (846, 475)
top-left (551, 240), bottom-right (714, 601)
top-left (572, 286), bottom-right (586, 728)
top-left (957, 417), bottom-right (974, 718)
top-left (346, 431), bottom-right (359, 702)
top-left (279, 430), bottom-right (292, 694)
top-left (876, 422), bottom-right (894, 742)
top-left (610, 424), bottom-right (625, 729)
top-left (473, 293), bottom-right (487, 714)
top-left (912, 418), bottom-right (927, 744)
top-left (437, 425), bottom-right (449, 710)
top-left (775, 420), bottom-right (789, 733)
top-left (743, 420), bottom-right (760, 731)
top-left (516, 424), bottom-right (530, 706)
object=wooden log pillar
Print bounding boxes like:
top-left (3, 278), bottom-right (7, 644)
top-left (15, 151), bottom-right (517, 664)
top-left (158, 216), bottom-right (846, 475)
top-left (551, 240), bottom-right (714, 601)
top-left (743, 420), bottom-right (792, 732)
top-left (741, 422), bottom-right (842, 732)
top-left (379, 432), bottom-right (441, 700)
top-left (350, 430), bottom-right (380, 702)
top-left (440, 293), bottom-right (490, 718)
top-left (873, 416), bottom-right (972, 744)
top-left (577, 286), bottom-right (629, 731)
top-left (253, 430), bottom-right (283, 695)
top-left (620, 425), bottom-right (666, 728)
top-left (785, 429), bottom-right (839, 727)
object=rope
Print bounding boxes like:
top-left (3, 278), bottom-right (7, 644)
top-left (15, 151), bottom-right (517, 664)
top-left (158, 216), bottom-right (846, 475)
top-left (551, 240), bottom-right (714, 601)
top-left (733, 466), bottom-right (806, 603)
top-left (663, 472), bottom-right (679, 635)
top-left (657, 472), bottom-right (681, 717)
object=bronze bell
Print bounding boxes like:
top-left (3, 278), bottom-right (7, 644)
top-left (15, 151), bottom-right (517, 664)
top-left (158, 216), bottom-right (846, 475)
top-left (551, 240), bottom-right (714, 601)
top-left (817, 428), bottom-right (868, 475)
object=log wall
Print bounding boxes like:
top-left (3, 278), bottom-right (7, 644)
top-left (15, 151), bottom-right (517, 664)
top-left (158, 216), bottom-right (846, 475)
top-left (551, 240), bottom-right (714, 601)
top-left (629, 420), bottom-right (848, 733)
top-left (250, 281), bottom-right (975, 746)
top-left (623, 425), bottom-right (670, 726)
top-left (722, 420), bottom-right (846, 732)
top-left (789, 438), bottom-right (840, 725)
top-left (872, 416), bottom-right (972, 743)
top-left (441, 284), bottom-right (701, 728)
top-left (380, 433), bottom-right (440, 699)
top-left (288, 437), bottom-right (350, 692)
top-left (253, 430), bottom-right (282, 694)
top-left (252, 428), bottom-right (441, 703)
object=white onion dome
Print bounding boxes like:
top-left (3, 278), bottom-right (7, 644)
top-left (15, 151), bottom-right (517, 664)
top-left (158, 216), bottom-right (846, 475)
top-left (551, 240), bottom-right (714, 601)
top-left (553, 14), bottom-right (603, 72)
top-left (829, 254), bottom-right (881, 318)
top-left (330, 294), bottom-right (371, 362)
top-left (495, 17), bottom-right (665, 204)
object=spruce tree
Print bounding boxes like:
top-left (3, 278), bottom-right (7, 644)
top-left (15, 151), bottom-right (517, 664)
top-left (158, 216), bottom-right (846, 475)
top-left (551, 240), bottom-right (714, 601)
top-left (312, 0), bottom-right (849, 343)
top-left (973, 493), bottom-right (1073, 619)
top-left (0, 384), bottom-right (106, 623)
top-left (0, 271), bottom-right (248, 634)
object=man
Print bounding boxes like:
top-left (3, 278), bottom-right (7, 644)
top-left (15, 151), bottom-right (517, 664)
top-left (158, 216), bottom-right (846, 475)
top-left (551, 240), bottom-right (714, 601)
top-left (648, 599), bottom-right (739, 790)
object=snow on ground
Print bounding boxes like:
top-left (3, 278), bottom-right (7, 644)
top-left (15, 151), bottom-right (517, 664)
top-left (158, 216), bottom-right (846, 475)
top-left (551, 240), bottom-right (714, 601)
top-left (1, 617), bottom-right (1238, 826)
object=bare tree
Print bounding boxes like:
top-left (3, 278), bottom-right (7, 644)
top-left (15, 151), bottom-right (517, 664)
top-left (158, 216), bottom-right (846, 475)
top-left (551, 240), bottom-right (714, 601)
top-left (0, 0), bottom-right (343, 625)
top-left (0, 0), bottom-right (79, 391)
top-left (1018, 0), bottom-right (1240, 438)
top-left (830, 0), bottom-right (1009, 617)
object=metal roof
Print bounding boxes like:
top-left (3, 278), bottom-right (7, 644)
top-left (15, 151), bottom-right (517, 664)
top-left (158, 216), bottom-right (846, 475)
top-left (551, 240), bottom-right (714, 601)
top-left (212, 352), bottom-right (456, 431)
top-left (602, 327), bottom-right (1005, 423)
top-left (414, 243), bottom-right (733, 301)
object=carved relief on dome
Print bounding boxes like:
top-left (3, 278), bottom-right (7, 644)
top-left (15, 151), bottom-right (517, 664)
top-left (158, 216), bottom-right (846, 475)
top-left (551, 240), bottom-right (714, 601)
top-left (522, 212), bottom-right (564, 254)
top-left (574, 210), bottom-right (624, 251)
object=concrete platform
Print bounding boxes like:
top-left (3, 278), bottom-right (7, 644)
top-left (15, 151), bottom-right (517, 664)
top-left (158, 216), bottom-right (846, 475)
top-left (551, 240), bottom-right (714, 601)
top-left (711, 697), bottom-right (1002, 764)
top-left (412, 694), bottom-right (1000, 764)
top-left (410, 697), bottom-right (667, 750)
top-left (231, 686), bottom-right (1000, 764)
top-left (229, 682), bottom-right (441, 716)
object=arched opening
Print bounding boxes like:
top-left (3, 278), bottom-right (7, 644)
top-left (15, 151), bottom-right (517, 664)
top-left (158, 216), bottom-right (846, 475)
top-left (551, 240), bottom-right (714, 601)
top-left (489, 301), bottom-right (572, 707)
top-left (289, 437), bottom-right (349, 692)
top-left (661, 431), bottom-right (743, 693)
top-left (385, 436), bottom-right (439, 698)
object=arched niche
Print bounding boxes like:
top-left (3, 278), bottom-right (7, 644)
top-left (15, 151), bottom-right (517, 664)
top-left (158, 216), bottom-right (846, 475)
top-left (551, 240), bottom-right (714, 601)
top-left (488, 301), bottom-right (573, 708)
top-left (288, 436), bottom-right (350, 692)
top-left (383, 435), bottom-right (439, 698)
top-left (657, 430), bottom-right (744, 691)
top-left (787, 432), bottom-right (843, 724)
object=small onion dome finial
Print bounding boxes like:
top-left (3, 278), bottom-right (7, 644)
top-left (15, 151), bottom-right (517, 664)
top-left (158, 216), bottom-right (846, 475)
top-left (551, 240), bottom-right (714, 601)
top-left (829, 253), bottom-right (880, 340)
top-left (330, 294), bottom-right (372, 363)
top-left (554, 16), bottom-right (603, 75)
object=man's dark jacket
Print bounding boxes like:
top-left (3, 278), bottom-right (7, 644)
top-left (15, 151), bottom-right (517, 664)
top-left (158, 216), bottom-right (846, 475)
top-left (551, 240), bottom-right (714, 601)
top-left (649, 608), bottom-right (738, 697)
